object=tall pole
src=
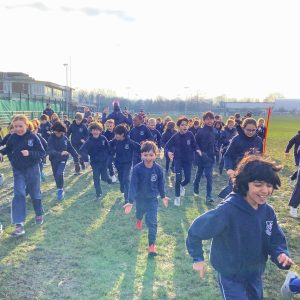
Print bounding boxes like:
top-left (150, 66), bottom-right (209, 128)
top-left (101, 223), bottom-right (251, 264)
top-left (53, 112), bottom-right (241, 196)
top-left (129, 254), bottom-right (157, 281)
top-left (63, 63), bottom-right (69, 116)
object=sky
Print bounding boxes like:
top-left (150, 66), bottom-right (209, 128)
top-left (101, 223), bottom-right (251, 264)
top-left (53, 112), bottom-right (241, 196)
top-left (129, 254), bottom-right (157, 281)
top-left (1, 0), bottom-right (300, 100)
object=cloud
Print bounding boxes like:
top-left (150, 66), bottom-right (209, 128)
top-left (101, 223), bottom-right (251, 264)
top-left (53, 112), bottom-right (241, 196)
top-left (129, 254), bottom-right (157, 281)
top-left (6, 2), bottom-right (50, 11)
top-left (5, 2), bottom-right (134, 22)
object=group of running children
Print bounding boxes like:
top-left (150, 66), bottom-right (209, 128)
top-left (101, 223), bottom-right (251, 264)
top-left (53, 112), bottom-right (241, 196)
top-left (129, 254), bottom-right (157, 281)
top-left (0, 101), bottom-right (299, 299)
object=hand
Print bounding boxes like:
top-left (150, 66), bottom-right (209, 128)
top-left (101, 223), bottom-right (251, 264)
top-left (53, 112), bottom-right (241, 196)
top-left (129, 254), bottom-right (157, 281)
top-left (47, 131), bottom-right (51, 134)
top-left (168, 152), bottom-right (174, 160)
top-left (277, 253), bottom-right (294, 267)
top-left (84, 162), bottom-right (89, 168)
top-left (226, 169), bottom-right (235, 177)
top-left (193, 261), bottom-right (206, 279)
top-left (21, 150), bottom-right (29, 156)
top-left (123, 203), bottom-right (133, 214)
top-left (196, 150), bottom-right (202, 156)
top-left (285, 153), bottom-right (290, 159)
top-left (103, 107), bottom-right (109, 114)
top-left (80, 139), bottom-right (85, 144)
top-left (162, 197), bottom-right (169, 208)
top-left (61, 151), bottom-right (69, 156)
top-left (0, 153), bottom-right (3, 162)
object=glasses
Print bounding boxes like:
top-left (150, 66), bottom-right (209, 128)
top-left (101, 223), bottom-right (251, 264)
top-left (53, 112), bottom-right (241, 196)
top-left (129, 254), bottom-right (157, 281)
top-left (244, 129), bottom-right (256, 133)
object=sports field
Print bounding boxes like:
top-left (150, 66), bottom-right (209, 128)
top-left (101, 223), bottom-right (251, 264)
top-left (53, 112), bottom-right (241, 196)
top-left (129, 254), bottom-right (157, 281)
top-left (0, 116), bottom-right (299, 300)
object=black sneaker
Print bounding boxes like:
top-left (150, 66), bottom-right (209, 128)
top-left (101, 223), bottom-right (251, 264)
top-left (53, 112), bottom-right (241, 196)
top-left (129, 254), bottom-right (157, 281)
top-left (11, 224), bottom-right (25, 237)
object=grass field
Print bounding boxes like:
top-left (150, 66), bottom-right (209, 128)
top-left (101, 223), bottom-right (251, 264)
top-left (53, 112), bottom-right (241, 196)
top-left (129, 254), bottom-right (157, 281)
top-left (0, 116), bottom-right (300, 300)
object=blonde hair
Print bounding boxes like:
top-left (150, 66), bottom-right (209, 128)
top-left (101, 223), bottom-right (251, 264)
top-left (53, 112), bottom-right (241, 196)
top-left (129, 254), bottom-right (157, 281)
top-left (226, 119), bottom-right (235, 126)
top-left (148, 118), bottom-right (156, 125)
top-left (105, 119), bottom-right (115, 125)
top-left (12, 114), bottom-right (30, 127)
top-left (75, 112), bottom-right (83, 120)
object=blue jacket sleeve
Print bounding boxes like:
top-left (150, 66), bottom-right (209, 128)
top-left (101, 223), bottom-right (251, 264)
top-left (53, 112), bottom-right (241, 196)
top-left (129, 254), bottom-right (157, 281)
top-left (186, 206), bottom-right (228, 262)
top-left (79, 140), bottom-right (90, 156)
top-left (67, 124), bottom-right (73, 138)
top-left (128, 166), bottom-right (138, 204)
top-left (285, 135), bottom-right (296, 153)
top-left (47, 136), bottom-right (62, 159)
top-left (165, 134), bottom-right (175, 153)
top-left (145, 126), bottom-right (154, 141)
top-left (130, 139), bottom-right (141, 153)
top-left (268, 214), bottom-right (291, 270)
top-left (158, 167), bottom-right (166, 198)
top-left (224, 138), bottom-right (236, 170)
top-left (156, 131), bottom-right (162, 149)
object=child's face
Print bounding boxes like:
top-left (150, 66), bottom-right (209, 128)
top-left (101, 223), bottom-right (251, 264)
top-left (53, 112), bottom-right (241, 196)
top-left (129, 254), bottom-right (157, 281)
top-left (204, 117), bottom-right (214, 127)
top-left (227, 122), bottom-right (234, 130)
top-left (13, 120), bottom-right (27, 136)
top-left (54, 131), bottom-right (64, 138)
top-left (133, 117), bottom-right (142, 127)
top-left (91, 128), bottom-right (101, 138)
top-left (243, 124), bottom-right (257, 137)
top-left (179, 121), bottom-right (188, 133)
top-left (106, 123), bottom-right (115, 132)
top-left (246, 180), bottom-right (273, 208)
top-left (141, 150), bottom-right (157, 164)
top-left (157, 119), bottom-right (161, 124)
top-left (194, 124), bottom-right (199, 129)
top-left (75, 119), bottom-right (82, 125)
top-left (258, 120), bottom-right (264, 127)
top-left (63, 116), bottom-right (67, 120)
top-left (148, 122), bottom-right (156, 130)
top-left (115, 133), bottom-right (125, 141)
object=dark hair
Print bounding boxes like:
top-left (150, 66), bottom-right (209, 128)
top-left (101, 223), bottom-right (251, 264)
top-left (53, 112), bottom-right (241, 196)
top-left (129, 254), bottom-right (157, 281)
top-left (176, 116), bottom-right (189, 127)
top-left (242, 118), bottom-right (257, 128)
top-left (141, 141), bottom-right (158, 153)
top-left (52, 121), bottom-right (67, 133)
top-left (234, 113), bottom-right (241, 119)
top-left (203, 111), bottom-right (214, 120)
top-left (114, 124), bottom-right (128, 136)
top-left (214, 121), bottom-right (223, 129)
top-left (193, 120), bottom-right (200, 126)
top-left (232, 155), bottom-right (282, 196)
top-left (89, 122), bottom-right (103, 131)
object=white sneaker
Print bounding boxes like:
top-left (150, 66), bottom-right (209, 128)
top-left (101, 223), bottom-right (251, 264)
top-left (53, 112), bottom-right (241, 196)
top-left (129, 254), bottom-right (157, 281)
top-left (281, 271), bottom-right (298, 299)
top-left (290, 179), bottom-right (296, 188)
top-left (289, 207), bottom-right (298, 218)
top-left (174, 197), bottom-right (181, 206)
top-left (180, 185), bottom-right (185, 197)
top-left (111, 175), bottom-right (117, 183)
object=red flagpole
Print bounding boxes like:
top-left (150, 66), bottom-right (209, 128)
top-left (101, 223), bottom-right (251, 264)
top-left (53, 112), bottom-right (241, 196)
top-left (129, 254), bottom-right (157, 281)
top-left (263, 106), bottom-right (272, 155)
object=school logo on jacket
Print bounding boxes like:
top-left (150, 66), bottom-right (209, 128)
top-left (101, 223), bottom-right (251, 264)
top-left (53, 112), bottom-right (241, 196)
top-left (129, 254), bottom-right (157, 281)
top-left (64, 140), bottom-right (68, 146)
top-left (125, 144), bottom-right (129, 150)
top-left (27, 139), bottom-right (33, 147)
top-left (151, 174), bottom-right (157, 182)
top-left (140, 131), bottom-right (144, 136)
top-left (265, 221), bottom-right (273, 236)
top-left (187, 139), bottom-right (191, 145)
top-left (79, 128), bottom-right (83, 133)
top-left (153, 134), bottom-right (157, 139)
top-left (102, 140), bottom-right (105, 145)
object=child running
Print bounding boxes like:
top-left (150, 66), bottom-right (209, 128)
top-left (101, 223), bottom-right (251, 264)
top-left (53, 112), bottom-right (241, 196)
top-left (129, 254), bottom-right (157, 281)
top-left (186, 155), bottom-right (293, 300)
top-left (123, 141), bottom-right (168, 256)
top-left (166, 117), bottom-right (201, 206)
top-left (47, 121), bottom-right (79, 201)
top-left (0, 114), bottom-right (46, 236)
top-left (109, 124), bottom-right (140, 203)
top-left (79, 122), bottom-right (112, 201)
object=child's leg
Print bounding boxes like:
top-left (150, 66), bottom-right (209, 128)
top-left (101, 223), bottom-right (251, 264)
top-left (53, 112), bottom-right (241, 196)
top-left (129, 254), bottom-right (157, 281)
top-left (194, 162), bottom-right (204, 194)
top-left (51, 161), bottom-right (60, 188)
top-left (12, 168), bottom-right (27, 224)
top-left (290, 277), bottom-right (300, 293)
top-left (26, 165), bottom-right (44, 217)
top-left (107, 155), bottom-right (114, 177)
top-left (204, 164), bottom-right (213, 198)
top-left (100, 163), bottom-right (112, 184)
top-left (174, 159), bottom-right (183, 197)
top-left (136, 201), bottom-right (146, 221)
top-left (289, 168), bottom-right (300, 208)
top-left (145, 201), bottom-right (158, 246)
top-left (55, 161), bottom-right (67, 189)
top-left (123, 163), bottom-right (132, 203)
top-left (181, 161), bottom-right (192, 187)
top-left (92, 164), bottom-right (102, 196)
top-left (165, 154), bottom-right (170, 173)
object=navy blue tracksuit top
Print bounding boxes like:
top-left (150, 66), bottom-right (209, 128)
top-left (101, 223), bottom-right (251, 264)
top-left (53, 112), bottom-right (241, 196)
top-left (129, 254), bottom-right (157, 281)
top-left (104, 130), bottom-right (115, 142)
top-left (156, 123), bottom-right (164, 134)
top-left (67, 120), bottom-right (89, 147)
top-left (109, 137), bottom-right (140, 164)
top-left (161, 130), bottom-right (176, 149)
top-left (165, 131), bottom-right (198, 161)
top-left (149, 128), bottom-right (162, 148)
top-left (128, 161), bottom-right (165, 203)
top-left (224, 131), bottom-right (263, 170)
top-left (47, 133), bottom-right (79, 163)
top-left (285, 131), bottom-right (300, 158)
top-left (39, 121), bottom-right (52, 141)
top-left (0, 130), bottom-right (45, 170)
top-left (186, 193), bottom-right (290, 280)
top-left (129, 124), bottom-right (153, 144)
top-left (195, 125), bottom-right (215, 161)
top-left (79, 135), bottom-right (109, 166)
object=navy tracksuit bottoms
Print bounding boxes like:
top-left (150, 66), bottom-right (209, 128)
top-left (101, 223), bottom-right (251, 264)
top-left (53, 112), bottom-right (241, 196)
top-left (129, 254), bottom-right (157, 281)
top-left (51, 160), bottom-right (67, 189)
top-left (92, 162), bottom-right (112, 197)
top-left (136, 199), bottom-right (158, 245)
top-left (174, 159), bottom-right (192, 197)
top-left (115, 161), bottom-right (131, 202)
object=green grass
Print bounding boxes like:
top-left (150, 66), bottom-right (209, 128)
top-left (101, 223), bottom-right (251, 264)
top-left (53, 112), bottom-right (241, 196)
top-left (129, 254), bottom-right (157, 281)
top-left (0, 116), bottom-right (300, 300)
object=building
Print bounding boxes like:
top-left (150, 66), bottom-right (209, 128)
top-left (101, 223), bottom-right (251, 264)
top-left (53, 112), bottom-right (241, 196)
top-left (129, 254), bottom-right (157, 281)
top-left (220, 101), bottom-right (274, 115)
top-left (273, 99), bottom-right (300, 112)
top-left (0, 72), bottom-right (70, 101)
